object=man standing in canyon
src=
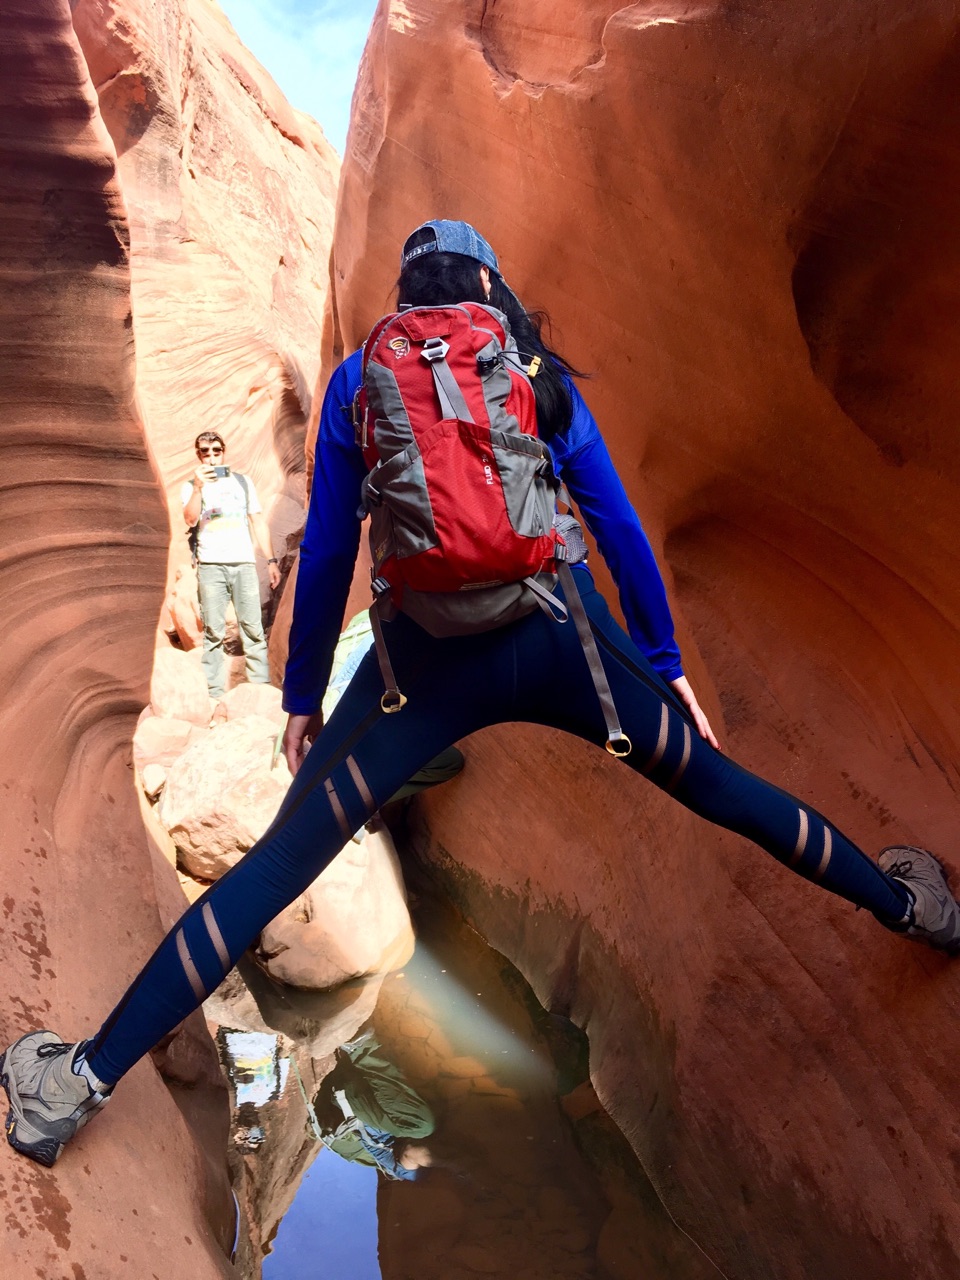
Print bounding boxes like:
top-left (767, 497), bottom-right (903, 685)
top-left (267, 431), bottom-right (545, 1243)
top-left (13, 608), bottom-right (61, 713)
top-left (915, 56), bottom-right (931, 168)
top-left (182, 431), bottom-right (282, 701)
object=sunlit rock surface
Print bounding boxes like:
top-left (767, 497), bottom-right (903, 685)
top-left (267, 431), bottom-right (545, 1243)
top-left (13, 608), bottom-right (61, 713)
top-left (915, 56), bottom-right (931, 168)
top-left (256, 822), bottom-right (415, 989)
top-left (71, 0), bottom-right (340, 695)
top-left (331, 3), bottom-right (960, 1277)
top-left (159, 713), bottom-right (291, 877)
top-left (71, 0), bottom-right (338, 582)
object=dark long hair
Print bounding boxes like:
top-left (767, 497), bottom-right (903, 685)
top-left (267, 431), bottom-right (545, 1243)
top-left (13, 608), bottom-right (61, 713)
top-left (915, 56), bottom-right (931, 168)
top-left (395, 244), bottom-right (583, 442)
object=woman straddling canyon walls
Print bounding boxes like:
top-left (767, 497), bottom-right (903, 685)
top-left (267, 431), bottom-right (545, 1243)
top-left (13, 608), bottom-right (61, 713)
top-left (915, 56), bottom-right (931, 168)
top-left (3, 220), bottom-right (958, 1168)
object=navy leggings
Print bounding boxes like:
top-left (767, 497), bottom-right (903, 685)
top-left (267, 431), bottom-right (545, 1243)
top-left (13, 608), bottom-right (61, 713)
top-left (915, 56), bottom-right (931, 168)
top-left (88, 570), bottom-right (909, 1085)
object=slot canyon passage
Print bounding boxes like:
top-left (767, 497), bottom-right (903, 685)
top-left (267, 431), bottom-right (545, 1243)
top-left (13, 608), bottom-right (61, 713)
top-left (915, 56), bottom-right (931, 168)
top-left (3, 0), bottom-right (960, 1277)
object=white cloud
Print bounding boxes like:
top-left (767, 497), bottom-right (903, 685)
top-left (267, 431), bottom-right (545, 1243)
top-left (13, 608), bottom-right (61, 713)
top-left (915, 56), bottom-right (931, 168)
top-left (214, 0), bottom-right (379, 154)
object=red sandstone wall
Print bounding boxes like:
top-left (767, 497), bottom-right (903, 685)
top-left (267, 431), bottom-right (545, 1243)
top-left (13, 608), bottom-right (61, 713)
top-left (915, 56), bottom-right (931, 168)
top-left (0, 1), bottom-right (340, 1274)
top-left (0, 3), bottom-right (235, 1276)
top-left (331, 3), bottom-right (960, 1277)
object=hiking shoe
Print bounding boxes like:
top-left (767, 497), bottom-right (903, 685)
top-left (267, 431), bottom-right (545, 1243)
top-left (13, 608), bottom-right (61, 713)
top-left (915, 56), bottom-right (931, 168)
top-left (878, 846), bottom-right (960, 953)
top-left (1, 1032), bottom-right (111, 1167)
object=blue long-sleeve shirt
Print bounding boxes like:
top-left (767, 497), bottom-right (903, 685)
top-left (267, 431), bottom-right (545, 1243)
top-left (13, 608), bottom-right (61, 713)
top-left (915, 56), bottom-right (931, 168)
top-left (283, 350), bottom-right (683, 714)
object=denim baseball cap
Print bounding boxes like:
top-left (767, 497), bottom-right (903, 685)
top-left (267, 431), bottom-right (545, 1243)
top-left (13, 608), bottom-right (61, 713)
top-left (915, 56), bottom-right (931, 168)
top-left (400, 219), bottom-right (500, 274)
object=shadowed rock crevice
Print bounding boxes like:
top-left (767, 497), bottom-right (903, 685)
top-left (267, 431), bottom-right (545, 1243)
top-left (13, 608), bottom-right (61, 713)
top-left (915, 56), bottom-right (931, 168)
top-left (790, 28), bottom-right (960, 474)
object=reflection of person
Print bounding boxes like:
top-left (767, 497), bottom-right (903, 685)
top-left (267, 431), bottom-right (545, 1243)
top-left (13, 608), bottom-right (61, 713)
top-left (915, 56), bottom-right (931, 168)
top-left (182, 431), bottom-right (282, 700)
top-left (233, 1102), bottom-right (265, 1153)
top-left (4, 219), bottom-right (959, 1171)
top-left (314, 1029), bottom-right (434, 1181)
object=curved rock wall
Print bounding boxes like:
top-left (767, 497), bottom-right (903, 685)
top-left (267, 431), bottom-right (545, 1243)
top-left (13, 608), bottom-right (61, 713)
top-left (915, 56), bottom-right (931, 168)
top-left (0, 3), bottom-right (233, 1276)
top-left (331, 3), bottom-right (960, 1277)
top-left (0, 1), bottom-right (338, 1274)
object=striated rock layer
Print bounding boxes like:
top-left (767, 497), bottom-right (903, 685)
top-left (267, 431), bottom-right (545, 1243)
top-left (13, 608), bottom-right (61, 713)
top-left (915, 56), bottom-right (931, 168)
top-left (0, 3), bottom-right (233, 1276)
top-left (0, 0), bottom-right (339, 1275)
top-left (331, 3), bottom-right (960, 1278)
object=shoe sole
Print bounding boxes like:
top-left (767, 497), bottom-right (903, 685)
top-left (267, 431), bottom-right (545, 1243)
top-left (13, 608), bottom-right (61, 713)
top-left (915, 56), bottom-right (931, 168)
top-left (0, 1049), bottom-right (64, 1168)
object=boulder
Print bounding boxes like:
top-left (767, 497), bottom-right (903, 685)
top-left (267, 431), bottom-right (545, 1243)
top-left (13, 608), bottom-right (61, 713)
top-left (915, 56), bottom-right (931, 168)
top-left (256, 822), bottom-right (415, 990)
top-left (158, 713), bottom-right (289, 879)
top-left (133, 714), bottom-right (204, 769)
top-left (149, 645), bottom-right (212, 726)
top-left (218, 680), bottom-right (285, 726)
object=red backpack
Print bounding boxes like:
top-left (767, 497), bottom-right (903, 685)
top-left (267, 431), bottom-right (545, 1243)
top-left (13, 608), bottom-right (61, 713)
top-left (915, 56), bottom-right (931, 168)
top-left (353, 302), bottom-right (630, 756)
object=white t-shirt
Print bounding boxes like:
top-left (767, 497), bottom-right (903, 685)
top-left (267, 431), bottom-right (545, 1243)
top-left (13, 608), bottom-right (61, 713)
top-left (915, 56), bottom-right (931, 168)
top-left (181, 472), bottom-right (262, 564)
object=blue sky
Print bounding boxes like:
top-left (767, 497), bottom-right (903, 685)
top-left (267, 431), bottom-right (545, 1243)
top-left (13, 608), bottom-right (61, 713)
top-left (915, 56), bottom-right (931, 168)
top-left (216, 0), bottom-right (380, 154)
top-left (262, 1147), bottom-right (380, 1279)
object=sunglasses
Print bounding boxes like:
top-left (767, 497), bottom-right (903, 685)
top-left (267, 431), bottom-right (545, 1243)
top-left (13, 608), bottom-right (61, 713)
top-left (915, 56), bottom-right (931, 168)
top-left (198, 446), bottom-right (224, 456)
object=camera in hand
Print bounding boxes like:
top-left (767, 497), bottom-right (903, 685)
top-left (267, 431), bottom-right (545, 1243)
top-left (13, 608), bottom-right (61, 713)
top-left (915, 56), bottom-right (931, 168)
top-left (214, 465), bottom-right (231, 478)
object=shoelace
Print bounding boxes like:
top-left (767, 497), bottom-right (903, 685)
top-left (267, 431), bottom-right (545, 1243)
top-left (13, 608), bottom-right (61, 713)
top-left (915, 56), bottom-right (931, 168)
top-left (36, 1042), bottom-right (71, 1060)
top-left (885, 859), bottom-right (914, 879)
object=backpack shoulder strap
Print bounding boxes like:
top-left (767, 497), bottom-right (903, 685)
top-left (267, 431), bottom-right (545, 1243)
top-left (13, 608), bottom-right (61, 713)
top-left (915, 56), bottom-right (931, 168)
top-left (235, 473), bottom-right (250, 511)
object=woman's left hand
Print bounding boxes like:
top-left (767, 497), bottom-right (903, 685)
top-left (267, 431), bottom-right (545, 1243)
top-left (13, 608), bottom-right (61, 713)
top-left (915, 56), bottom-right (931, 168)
top-left (282, 711), bottom-right (324, 776)
top-left (668, 675), bottom-right (721, 751)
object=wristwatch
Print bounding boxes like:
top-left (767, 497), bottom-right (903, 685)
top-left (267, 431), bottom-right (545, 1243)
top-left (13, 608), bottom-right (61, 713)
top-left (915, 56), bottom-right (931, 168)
top-left (267, 557), bottom-right (279, 565)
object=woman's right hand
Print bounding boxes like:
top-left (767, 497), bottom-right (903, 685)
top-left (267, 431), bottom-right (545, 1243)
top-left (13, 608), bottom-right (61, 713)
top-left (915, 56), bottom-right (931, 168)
top-left (668, 675), bottom-right (720, 751)
top-left (282, 711), bottom-right (324, 776)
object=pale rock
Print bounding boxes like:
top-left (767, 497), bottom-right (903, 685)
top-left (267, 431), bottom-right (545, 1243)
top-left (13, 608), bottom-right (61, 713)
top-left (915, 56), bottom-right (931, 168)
top-left (158, 714), bottom-right (290, 878)
top-left (141, 762), bottom-right (167, 800)
top-left (256, 824), bottom-right (415, 990)
top-left (150, 644), bottom-right (212, 725)
top-left (133, 714), bottom-right (205, 768)
top-left (219, 680), bottom-right (285, 726)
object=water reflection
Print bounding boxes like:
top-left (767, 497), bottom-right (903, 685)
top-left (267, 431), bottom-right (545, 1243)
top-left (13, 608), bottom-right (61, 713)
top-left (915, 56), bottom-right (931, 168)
top-left (208, 893), bottom-right (713, 1280)
top-left (219, 1031), bottom-right (287, 1153)
top-left (313, 1028), bottom-right (435, 1182)
top-left (267, 1151), bottom-right (380, 1280)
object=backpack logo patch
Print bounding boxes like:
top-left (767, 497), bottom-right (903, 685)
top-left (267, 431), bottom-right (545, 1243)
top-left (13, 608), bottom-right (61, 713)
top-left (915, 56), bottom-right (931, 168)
top-left (388, 337), bottom-right (410, 359)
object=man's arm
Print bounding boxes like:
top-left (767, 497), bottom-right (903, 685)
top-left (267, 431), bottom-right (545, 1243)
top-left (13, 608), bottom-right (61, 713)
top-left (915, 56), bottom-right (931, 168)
top-left (183, 464), bottom-right (215, 526)
top-left (249, 511), bottom-right (281, 589)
